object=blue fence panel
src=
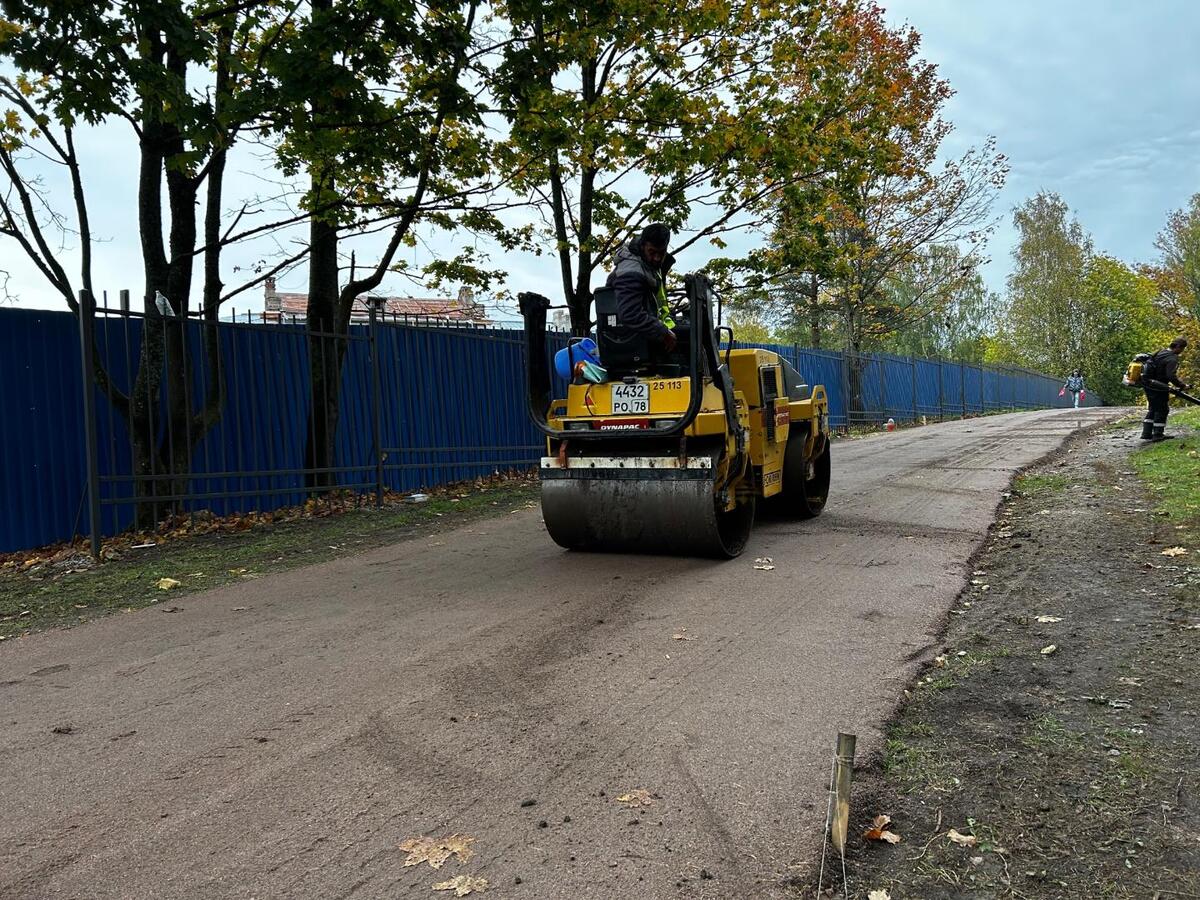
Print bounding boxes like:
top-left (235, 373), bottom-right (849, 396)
top-left (0, 306), bottom-right (1109, 553)
top-left (0, 310), bottom-right (90, 551)
top-left (963, 365), bottom-right (983, 414)
top-left (797, 350), bottom-right (849, 428)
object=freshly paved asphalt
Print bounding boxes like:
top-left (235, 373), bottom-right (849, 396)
top-left (0, 408), bottom-right (1118, 899)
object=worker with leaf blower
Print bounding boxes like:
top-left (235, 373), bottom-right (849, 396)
top-left (1138, 337), bottom-right (1190, 441)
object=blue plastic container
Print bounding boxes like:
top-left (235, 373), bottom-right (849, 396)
top-left (554, 338), bottom-right (601, 381)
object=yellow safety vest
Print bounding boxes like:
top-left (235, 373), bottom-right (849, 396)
top-left (656, 279), bottom-right (675, 330)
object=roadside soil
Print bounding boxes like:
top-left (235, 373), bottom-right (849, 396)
top-left (0, 477), bottom-right (537, 639)
top-left (808, 420), bottom-right (1200, 898)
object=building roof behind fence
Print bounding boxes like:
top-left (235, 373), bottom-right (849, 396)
top-left (262, 278), bottom-right (489, 324)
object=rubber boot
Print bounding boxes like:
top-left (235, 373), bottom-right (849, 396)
top-left (1141, 420), bottom-right (1154, 440)
top-left (1151, 425), bottom-right (1169, 442)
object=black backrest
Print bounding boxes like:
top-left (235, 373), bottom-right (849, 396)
top-left (594, 286), bottom-right (652, 375)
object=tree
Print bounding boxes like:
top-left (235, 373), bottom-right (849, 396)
top-left (490, 0), bottom-right (955, 335)
top-left (0, 0), bottom-right (280, 526)
top-left (1076, 256), bottom-right (1170, 401)
top-left (715, 2), bottom-right (1004, 373)
top-left (1148, 193), bottom-right (1200, 366)
top-left (1154, 192), bottom-right (1200, 319)
top-left (995, 191), bottom-right (1092, 373)
top-left (251, 0), bottom-right (506, 489)
top-left (875, 246), bottom-right (1000, 362)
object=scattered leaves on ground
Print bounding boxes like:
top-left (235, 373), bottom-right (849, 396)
top-left (615, 789), bottom-right (658, 808)
top-left (947, 829), bottom-right (978, 847)
top-left (398, 834), bottom-right (476, 869)
top-left (0, 474), bottom-right (537, 579)
top-left (155, 578), bottom-right (180, 591)
top-left (1161, 546), bottom-right (1189, 557)
top-left (863, 814), bottom-right (902, 844)
top-left (1035, 615), bottom-right (1063, 623)
top-left (432, 875), bottom-right (488, 896)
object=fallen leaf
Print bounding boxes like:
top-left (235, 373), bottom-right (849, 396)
top-left (399, 834), bottom-right (476, 869)
top-left (868, 891), bottom-right (891, 900)
top-left (432, 875), bottom-right (488, 896)
top-left (232, 606), bottom-right (250, 612)
top-left (752, 556), bottom-right (776, 571)
top-left (155, 577), bottom-right (180, 591)
top-left (1161, 547), bottom-right (1188, 557)
top-left (1035, 615), bottom-right (1063, 624)
top-left (863, 814), bottom-right (901, 844)
top-left (933, 654), bottom-right (948, 668)
top-left (671, 631), bottom-right (696, 641)
top-left (1040, 645), bottom-right (1058, 656)
top-left (947, 829), bottom-right (978, 847)
top-left (615, 789), bottom-right (657, 808)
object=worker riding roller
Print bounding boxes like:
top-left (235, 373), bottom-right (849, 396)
top-left (607, 223), bottom-right (678, 353)
top-left (517, 234), bottom-right (833, 559)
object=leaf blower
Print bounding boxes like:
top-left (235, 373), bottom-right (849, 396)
top-left (1124, 353), bottom-right (1200, 405)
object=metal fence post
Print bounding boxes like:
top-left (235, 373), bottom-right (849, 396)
top-left (840, 350), bottom-right (851, 431)
top-left (910, 356), bottom-right (918, 423)
top-left (938, 358), bottom-right (945, 420)
top-left (368, 299), bottom-right (384, 507)
top-left (960, 362), bottom-right (966, 418)
top-left (77, 289), bottom-right (102, 557)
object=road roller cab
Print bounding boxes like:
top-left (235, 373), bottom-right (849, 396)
top-left (518, 274), bottom-right (831, 558)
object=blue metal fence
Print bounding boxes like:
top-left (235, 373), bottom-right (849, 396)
top-left (0, 307), bottom-right (1097, 553)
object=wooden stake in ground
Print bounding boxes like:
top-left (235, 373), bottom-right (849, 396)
top-left (819, 731), bottom-right (857, 897)
top-left (831, 732), bottom-right (856, 855)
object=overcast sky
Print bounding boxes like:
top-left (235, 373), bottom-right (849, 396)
top-left (3, 0), bottom-right (1198, 313)
top-left (884, 0), bottom-right (1200, 293)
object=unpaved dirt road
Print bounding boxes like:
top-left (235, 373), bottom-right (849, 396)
top-left (1, 409), bottom-right (1118, 900)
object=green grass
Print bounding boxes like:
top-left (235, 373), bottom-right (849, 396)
top-left (1014, 473), bottom-right (1070, 497)
top-left (1131, 406), bottom-right (1200, 543)
top-left (883, 721), bottom-right (961, 794)
top-left (0, 481), bottom-right (538, 640)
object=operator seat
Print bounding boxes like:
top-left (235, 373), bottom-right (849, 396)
top-left (593, 286), bottom-right (688, 378)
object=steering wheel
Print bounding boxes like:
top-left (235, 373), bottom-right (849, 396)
top-left (666, 289), bottom-right (690, 321)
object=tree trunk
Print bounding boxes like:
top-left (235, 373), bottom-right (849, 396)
top-left (304, 214), bottom-right (341, 492)
top-left (126, 37), bottom-right (205, 528)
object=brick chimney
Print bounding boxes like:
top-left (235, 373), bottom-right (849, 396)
top-left (264, 276), bottom-right (280, 311)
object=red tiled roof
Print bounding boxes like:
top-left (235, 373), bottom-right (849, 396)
top-left (265, 291), bottom-right (489, 323)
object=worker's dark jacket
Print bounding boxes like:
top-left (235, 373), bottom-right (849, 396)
top-left (1147, 348), bottom-right (1186, 389)
top-left (605, 238), bottom-right (676, 341)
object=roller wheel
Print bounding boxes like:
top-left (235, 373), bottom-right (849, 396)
top-left (711, 491), bottom-right (755, 559)
top-left (778, 430), bottom-right (830, 519)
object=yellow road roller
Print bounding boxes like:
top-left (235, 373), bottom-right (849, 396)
top-left (518, 274), bottom-right (831, 558)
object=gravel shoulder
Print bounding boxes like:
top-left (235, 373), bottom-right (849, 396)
top-left (818, 415), bottom-right (1200, 899)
